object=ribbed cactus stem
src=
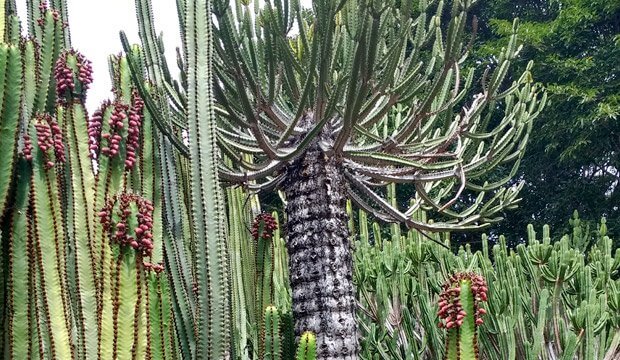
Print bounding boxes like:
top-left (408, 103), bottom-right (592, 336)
top-left (296, 332), bottom-right (317, 360)
top-left (254, 212), bottom-right (278, 332)
top-left (263, 305), bottom-right (282, 360)
top-left (438, 272), bottom-right (487, 360)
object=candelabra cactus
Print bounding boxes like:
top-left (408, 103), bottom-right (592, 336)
top-left (438, 272), bottom-right (488, 360)
top-left (124, 0), bottom-right (546, 356)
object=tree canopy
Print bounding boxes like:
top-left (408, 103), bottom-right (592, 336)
top-left (471, 0), bottom-right (620, 240)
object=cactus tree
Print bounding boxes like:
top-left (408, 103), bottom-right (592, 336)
top-left (127, 0), bottom-right (545, 358)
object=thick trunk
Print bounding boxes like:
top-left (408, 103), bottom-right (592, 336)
top-left (283, 139), bottom-right (359, 359)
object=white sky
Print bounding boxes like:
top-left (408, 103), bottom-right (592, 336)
top-left (14, 1), bottom-right (181, 113)
top-left (15, 1), bottom-right (311, 114)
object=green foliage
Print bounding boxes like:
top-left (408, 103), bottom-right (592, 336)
top-left (471, 0), bottom-right (620, 238)
top-left (353, 208), bottom-right (620, 359)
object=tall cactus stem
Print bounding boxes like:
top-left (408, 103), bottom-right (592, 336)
top-left (438, 272), bottom-right (488, 360)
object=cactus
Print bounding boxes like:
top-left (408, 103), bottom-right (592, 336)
top-left (263, 305), bottom-right (282, 360)
top-left (1, 4), bottom-right (178, 358)
top-left (354, 208), bottom-right (620, 360)
top-left (437, 272), bottom-right (488, 360)
top-left (296, 332), bottom-right (317, 360)
top-left (124, 0), bottom-right (546, 356)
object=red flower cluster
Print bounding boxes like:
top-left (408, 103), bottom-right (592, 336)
top-left (125, 92), bottom-right (145, 170)
top-left (54, 51), bottom-right (93, 101)
top-left (94, 95), bottom-right (144, 169)
top-left (251, 213), bottom-right (278, 241)
top-left (437, 272), bottom-right (488, 329)
top-left (31, 113), bottom-right (65, 169)
top-left (98, 193), bottom-right (155, 257)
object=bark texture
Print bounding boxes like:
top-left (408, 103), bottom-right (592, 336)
top-left (283, 126), bottom-right (359, 359)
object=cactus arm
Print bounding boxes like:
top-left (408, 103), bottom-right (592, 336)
top-left (5, 161), bottom-right (31, 358)
top-left (445, 329), bottom-right (459, 360)
top-left (185, 0), bottom-right (231, 358)
top-left (531, 289), bottom-right (549, 357)
top-left (227, 184), bottom-right (256, 359)
top-left (148, 275), bottom-right (166, 359)
top-left (50, 0), bottom-right (70, 47)
top-left (29, 120), bottom-right (73, 360)
top-left (295, 332), bottom-right (317, 360)
top-left (134, 0), bottom-right (164, 84)
top-left (59, 99), bottom-right (99, 360)
top-left (0, 44), bottom-right (16, 215)
top-left (458, 280), bottom-right (477, 360)
top-left (264, 306), bottom-right (282, 360)
top-left (154, 128), bottom-right (196, 359)
top-left (0, 0), bottom-right (4, 41)
top-left (115, 250), bottom-right (140, 360)
top-left (21, 40), bottom-right (38, 124)
top-left (34, 10), bottom-right (59, 112)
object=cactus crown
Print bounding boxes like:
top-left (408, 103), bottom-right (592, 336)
top-left (438, 272), bottom-right (488, 360)
top-left (252, 212), bottom-right (278, 241)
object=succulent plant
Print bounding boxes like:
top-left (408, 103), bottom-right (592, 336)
top-left (437, 272), bottom-right (488, 360)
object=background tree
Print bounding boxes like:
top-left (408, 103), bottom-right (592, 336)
top-left (471, 0), bottom-right (620, 241)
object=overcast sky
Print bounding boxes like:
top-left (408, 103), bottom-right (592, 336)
top-left (15, 1), bottom-right (179, 112)
top-left (15, 1), bottom-right (311, 113)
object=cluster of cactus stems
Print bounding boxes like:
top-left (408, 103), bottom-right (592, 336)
top-left (262, 305), bottom-right (318, 360)
top-left (437, 272), bottom-right (488, 360)
top-left (353, 204), bottom-right (620, 360)
top-left (0, 2), bottom-right (176, 359)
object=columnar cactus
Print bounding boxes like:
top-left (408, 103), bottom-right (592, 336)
top-left (1, 4), bottom-right (177, 358)
top-left (263, 305), bottom-right (283, 360)
top-left (438, 272), bottom-right (488, 360)
top-left (296, 332), bottom-right (318, 360)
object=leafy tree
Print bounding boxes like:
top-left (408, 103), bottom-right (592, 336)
top-left (471, 0), bottom-right (620, 240)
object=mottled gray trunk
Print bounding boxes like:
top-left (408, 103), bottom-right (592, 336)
top-left (283, 136), bottom-right (359, 359)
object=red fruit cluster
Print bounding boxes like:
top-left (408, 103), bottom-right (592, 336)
top-left (22, 133), bottom-right (34, 161)
top-left (36, 3), bottom-right (65, 27)
top-left (97, 96), bottom-right (144, 170)
top-left (125, 92), bottom-right (145, 170)
top-left (100, 102), bottom-right (129, 158)
top-left (251, 213), bottom-right (278, 241)
top-left (143, 262), bottom-right (164, 274)
top-left (87, 101), bottom-right (110, 159)
top-left (32, 113), bottom-right (65, 169)
top-left (54, 50), bottom-right (93, 101)
top-left (98, 193), bottom-right (155, 257)
top-left (437, 272), bottom-right (488, 329)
